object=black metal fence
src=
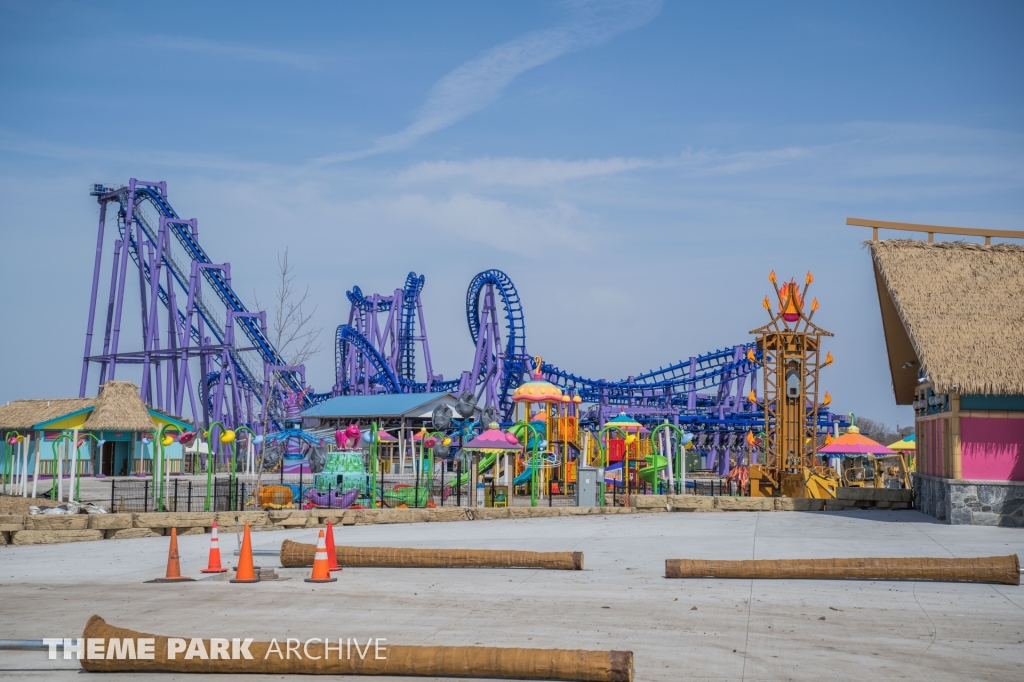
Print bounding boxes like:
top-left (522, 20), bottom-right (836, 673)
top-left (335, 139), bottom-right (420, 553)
top-left (108, 473), bottom-right (740, 513)
top-left (109, 477), bottom-right (258, 513)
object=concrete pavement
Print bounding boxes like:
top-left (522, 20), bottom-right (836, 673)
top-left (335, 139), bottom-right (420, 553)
top-left (1, 510), bottom-right (1022, 681)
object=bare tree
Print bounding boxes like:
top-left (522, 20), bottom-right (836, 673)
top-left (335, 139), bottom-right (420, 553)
top-left (855, 417), bottom-right (914, 446)
top-left (254, 248), bottom-right (323, 366)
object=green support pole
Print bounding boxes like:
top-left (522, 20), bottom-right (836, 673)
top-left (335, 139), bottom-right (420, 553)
top-left (510, 421), bottom-right (541, 508)
top-left (427, 431), bottom-right (448, 505)
top-left (205, 422), bottom-right (228, 512)
top-left (51, 433), bottom-right (75, 501)
top-left (2, 431), bottom-right (19, 494)
top-left (154, 424), bottom-right (184, 512)
top-left (650, 423), bottom-right (686, 495)
top-left (74, 434), bottom-right (99, 503)
top-left (232, 426), bottom-right (257, 510)
top-left (369, 422), bottom-right (379, 509)
top-left (597, 425), bottom-right (628, 506)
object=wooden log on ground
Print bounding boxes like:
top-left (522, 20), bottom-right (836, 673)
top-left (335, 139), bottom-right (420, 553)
top-left (664, 555), bottom-right (1020, 585)
top-left (280, 539), bottom-right (583, 570)
top-left (80, 615), bottom-right (631, 681)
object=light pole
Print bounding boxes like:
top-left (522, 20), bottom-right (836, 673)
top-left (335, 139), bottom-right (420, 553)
top-left (204, 421), bottom-right (231, 512)
top-left (72, 434), bottom-right (100, 503)
top-left (50, 433), bottom-right (76, 501)
top-left (232, 426), bottom-right (257, 510)
top-left (154, 424), bottom-right (185, 512)
top-left (368, 422), bottom-right (379, 509)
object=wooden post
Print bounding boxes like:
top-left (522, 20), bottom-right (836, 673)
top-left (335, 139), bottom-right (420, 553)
top-left (951, 393), bottom-right (962, 480)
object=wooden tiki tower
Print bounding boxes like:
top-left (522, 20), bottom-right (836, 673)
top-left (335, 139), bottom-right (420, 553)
top-left (749, 271), bottom-right (833, 497)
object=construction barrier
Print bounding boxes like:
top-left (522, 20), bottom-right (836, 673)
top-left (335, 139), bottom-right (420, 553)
top-left (664, 555), bottom-right (1020, 585)
top-left (280, 540), bottom-right (583, 570)
top-left (79, 615), bottom-right (633, 681)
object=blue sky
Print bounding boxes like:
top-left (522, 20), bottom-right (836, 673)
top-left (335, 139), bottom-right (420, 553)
top-left (1, 0), bottom-right (1022, 428)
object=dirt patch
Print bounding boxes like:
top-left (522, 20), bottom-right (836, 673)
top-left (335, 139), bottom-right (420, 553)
top-left (0, 495), bottom-right (65, 515)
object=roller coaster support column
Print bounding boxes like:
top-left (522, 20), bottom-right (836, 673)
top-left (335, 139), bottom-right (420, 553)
top-left (80, 195), bottom-right (110, 397)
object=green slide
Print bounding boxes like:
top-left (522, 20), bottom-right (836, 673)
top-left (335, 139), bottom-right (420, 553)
top-left (449, 452), bottom-right (499, 489)
top-left (638, 454), bottom-right (668, 485)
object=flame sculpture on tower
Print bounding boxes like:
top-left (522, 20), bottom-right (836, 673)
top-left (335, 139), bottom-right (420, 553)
top-left (747, 271), bottom-right (838, 498)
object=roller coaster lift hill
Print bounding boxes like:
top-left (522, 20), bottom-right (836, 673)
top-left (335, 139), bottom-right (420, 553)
top-left (79, 180), bottom-right (846, 473)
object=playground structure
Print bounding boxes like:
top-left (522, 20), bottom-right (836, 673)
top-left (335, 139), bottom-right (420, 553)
top-left (71, 179), bottom-right (844, 499)
top-left (334, 269), bottom-right (845, 484)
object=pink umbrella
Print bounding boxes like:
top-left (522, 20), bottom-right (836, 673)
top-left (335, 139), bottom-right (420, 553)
top-left (462, 428), bottom-right (523, 453)
top-left (818, 431), bottom-right (896, 455)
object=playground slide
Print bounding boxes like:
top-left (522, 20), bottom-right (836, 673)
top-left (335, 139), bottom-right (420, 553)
top-left (638, 454), bottom-right (668, 486)
top-left (512, 463), bottom-right (533, 486)
top-left (448, 452), bottom-right (499, 489)
top-left (383, 485), bottom-right (431, 507)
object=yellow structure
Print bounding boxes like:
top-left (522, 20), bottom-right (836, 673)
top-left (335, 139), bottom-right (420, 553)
top-left (747, 271), bottom-right (839, 498)
top-left (510, 357), bottom-right (583, 497)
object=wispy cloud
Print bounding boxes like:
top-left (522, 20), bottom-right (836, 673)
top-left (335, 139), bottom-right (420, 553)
top-left (313, 0), bottom-right (663, 164)
top-left (399, 155), bottom-right (664, 186)
top-left (145, 36), bottom-right (318, 70)
top-left (396, 147), bottom-right (812, 187)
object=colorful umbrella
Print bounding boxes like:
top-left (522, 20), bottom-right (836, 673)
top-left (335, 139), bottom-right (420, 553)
top-left (818, 426), bottom-right (896, 456)
top-left (462, 428), bottom-right (522, 454)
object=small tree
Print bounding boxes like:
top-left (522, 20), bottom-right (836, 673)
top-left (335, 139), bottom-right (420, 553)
top-left (856, 417), bottom-right (914, 446)
top-left (255, 248), bottom-right (323, 367)
top-left (252, 249), bottom-right (323, 483)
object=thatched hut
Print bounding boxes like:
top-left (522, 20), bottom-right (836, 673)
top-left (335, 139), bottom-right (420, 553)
top-left (0, 381), bottom-right (190, 485)
top-left (867, 232), bottom-right (1024, 525)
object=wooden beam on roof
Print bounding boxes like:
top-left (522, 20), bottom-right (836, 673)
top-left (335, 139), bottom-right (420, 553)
top-left (847, 217), bottom-right (1024, 243)
top-left (872, 260), bottom-right (919, 405)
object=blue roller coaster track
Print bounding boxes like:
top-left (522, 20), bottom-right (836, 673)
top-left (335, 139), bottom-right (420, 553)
top-left (335, 267), bottom-right (768, 425)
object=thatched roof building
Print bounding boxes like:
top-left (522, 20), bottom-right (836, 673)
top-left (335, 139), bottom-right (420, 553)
top-left (870, 240), bottom-right (1024, 403)
top-left (0, 398), bottom-right (95, 431)
top-left (81, 381), bottom-right (156, 432)
top-left (0, 381), bottom-right (187, 433)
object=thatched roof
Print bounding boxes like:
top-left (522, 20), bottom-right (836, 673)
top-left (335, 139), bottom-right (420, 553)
top-left (0, 398), bottom-right (95, 431)
top-left (82, 381), bottom-right (155, 432)
top-left (870, 240), bottom-right (1024, 402)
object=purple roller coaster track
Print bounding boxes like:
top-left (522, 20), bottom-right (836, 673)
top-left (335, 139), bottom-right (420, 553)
top-left (77, 180), bottom-right (842, 473)
top-left (79, 180), bottom-right (310, 432)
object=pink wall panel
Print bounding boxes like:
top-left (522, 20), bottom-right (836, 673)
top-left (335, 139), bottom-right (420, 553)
top-left (961, 417), bottom-right (1024, 481)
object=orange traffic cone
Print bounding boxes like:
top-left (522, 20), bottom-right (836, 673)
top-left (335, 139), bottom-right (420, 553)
top-left (146, 528), bottom-right (195, 583)
top-left (304, 529), bottom-right (337, 583)
top-left (325, 520), bottom-right (341, 572)
top-left (200, 521), bottom-right (228, 573)
top-left (229, 522), bottom-right (260, 583)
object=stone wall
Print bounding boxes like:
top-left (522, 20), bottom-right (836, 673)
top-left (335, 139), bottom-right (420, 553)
top-left (914, 473), bottom-right (1024, 526)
